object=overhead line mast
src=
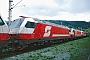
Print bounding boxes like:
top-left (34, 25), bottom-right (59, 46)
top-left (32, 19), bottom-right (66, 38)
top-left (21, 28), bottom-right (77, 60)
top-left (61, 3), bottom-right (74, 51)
top-left (8, 0), bottom-right (22, 26)
top-left (8, 0), bottom-right (13, 26)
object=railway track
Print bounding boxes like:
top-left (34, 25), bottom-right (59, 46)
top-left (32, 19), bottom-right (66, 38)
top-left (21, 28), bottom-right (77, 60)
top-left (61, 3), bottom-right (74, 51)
top-left (0, 40), bottom-right (53, 59)
top-left (0, 37), bottom-right (85, 59)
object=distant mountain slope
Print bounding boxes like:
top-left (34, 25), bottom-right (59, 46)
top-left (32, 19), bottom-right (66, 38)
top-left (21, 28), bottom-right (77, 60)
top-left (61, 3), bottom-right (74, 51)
top-left (44, 20), bottom-right (90, 29)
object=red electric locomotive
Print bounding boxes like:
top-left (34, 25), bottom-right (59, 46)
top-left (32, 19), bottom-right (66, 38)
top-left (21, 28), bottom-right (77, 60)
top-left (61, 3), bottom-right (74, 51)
top-left (8, 16), bottom-right (72, 50)
top-left (8, 16), bottom-right (87, 50)
top-left (0, 15), bottom-right (87, 51)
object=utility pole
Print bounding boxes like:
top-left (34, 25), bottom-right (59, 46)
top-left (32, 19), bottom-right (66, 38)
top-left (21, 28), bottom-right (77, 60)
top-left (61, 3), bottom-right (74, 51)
top-left (8, 0), bottom-right (23, 26)
top-left (8, 0), bottom-right (13, 26)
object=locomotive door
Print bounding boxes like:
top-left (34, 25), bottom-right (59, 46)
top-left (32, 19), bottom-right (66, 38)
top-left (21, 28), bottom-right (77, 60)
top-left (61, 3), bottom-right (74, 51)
top-left (36, 23), bottom-right (42, 38)
top-left (36, 23), bottom-right (45, 39)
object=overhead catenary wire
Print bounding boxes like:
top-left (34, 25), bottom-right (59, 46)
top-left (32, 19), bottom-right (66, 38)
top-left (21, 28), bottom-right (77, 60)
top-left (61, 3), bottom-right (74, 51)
top-left (12, 0), bottom-right (22, 9)
top-left (21, 1), bottom-right (54, 17)
top-left (24, 6), bottom-right (49, 16)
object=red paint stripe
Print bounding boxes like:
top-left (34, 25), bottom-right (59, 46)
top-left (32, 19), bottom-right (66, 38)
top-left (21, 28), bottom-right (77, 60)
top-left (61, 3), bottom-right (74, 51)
top-left (0, 33), bottom-right (9, 40)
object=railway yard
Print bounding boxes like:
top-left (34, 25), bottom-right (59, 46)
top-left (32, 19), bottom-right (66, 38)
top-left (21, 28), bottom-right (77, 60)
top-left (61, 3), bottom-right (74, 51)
top-left (1, 36), bottom-right (90, 60)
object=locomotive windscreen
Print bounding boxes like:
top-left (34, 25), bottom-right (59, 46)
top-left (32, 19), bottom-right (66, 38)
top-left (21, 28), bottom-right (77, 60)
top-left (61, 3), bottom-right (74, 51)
top-left (0, 16), bottom-right (5, 25)
top-left (9, 18), bottom-right (24, 28)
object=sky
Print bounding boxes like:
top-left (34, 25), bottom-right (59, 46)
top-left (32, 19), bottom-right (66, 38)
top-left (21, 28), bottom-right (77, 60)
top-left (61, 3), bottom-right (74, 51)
top-left (0, 0), bottom-right (90, 22)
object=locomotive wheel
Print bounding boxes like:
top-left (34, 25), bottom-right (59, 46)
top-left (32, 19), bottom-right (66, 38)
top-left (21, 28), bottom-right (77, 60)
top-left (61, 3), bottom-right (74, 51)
top-left (11, 43), bottom-right (24, 50)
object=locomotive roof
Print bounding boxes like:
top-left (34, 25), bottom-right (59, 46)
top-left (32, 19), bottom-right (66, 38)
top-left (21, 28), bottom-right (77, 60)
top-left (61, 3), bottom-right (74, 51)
top-left (9, 16), bottom-right (69, 29)
top-left (28, 17), bottom-right (70, 29)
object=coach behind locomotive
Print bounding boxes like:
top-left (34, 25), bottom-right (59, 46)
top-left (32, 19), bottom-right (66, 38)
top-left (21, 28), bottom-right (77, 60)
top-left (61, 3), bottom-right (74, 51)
top-left (0, 15), bottom-right (9, 53)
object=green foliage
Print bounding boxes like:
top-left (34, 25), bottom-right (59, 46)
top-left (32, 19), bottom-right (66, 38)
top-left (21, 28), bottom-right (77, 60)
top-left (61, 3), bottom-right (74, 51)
top-left (86, 28), bottom-right (90, 33)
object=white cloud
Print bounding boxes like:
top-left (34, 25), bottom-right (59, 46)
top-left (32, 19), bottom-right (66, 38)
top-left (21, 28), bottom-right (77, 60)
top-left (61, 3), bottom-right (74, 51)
top-left (0, 0), bottom-right (8, 20)
top-left (0, 0), bottom-right (90, 22)
top-left (34, 12), bottom-right (90, 22)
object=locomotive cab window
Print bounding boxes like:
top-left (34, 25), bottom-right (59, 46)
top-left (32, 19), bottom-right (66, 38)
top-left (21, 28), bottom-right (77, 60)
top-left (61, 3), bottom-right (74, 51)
top-left (25, 21), bottom-right (36, 28)
top-left (0, 17), bottom-right (5, 25)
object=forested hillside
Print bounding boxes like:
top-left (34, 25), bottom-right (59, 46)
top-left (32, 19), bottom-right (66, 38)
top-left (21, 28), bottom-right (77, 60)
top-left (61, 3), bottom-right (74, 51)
top-left (44, 20), bottom-right (90, 29)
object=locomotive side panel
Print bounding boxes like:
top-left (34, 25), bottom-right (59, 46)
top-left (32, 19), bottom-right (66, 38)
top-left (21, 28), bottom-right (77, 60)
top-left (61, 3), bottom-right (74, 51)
top-left (17, 22), bottom-right (71, 40)
top-left (51, 26), bottom-right (70, 38)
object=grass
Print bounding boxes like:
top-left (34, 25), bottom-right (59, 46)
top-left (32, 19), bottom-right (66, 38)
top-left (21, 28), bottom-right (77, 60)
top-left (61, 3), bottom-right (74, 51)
top-left (40, 37), bottom-right (90, 60)
top-left (47, 37), bottom-right (90, 60)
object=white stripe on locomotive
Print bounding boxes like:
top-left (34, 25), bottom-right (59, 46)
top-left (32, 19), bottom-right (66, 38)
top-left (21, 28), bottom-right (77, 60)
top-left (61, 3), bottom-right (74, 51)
top-left (52, 34), bottom-right (70, 37)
